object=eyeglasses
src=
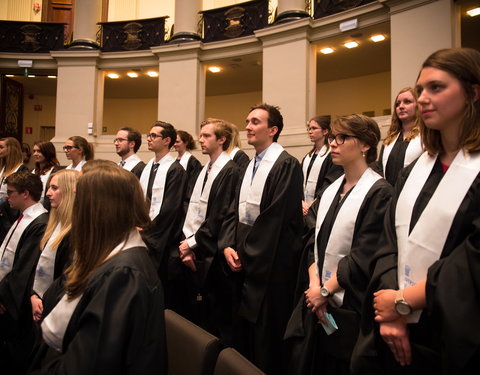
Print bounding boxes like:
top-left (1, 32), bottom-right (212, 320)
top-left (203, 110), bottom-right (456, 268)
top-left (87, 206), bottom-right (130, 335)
top-left (327, 133), bottom-right (358, 145)
top-left (6, 189), bottom-right (18, 196)
top-left (63, 145), bottom-right (79, 151)
top-left (147, 133), bottom-right (164, 140)
top-left (113, 138), bottom-right (128, 143)
top-left (307, 126), bottom-right (322, 132)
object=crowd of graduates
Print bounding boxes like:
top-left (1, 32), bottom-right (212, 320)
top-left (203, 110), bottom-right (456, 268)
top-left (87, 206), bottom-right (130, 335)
top-left (0, 47), bottom-right (479, 374)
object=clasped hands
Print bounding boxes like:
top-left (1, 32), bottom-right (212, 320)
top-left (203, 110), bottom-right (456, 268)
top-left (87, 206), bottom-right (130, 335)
top-left (304, 286), bottom-right (329, 325)
top-left (178, 240), bottom-right (197, 272)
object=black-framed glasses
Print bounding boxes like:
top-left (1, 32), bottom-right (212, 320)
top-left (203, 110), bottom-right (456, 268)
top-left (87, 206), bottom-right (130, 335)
top-left (6, 189), bottom-right (18, 196)
top-left (147, 133), bottom-right (164, 140)
top-left (327, 133), bottom-right (358, 145)
top-left (63, 145), bottom-right (79, 151)
top-left (113, 138), bottom-right (128, 143)
top-left (307, 126), bottom-right (322, 132)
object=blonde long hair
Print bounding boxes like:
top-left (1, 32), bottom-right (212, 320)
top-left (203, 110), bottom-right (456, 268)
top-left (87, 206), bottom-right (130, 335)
top-left (40, 169), bottom-right (79, 250)
top-left (0, 137), bottom-right (23, 177)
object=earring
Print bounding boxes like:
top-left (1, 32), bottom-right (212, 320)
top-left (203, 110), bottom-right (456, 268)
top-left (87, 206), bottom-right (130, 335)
top-left (362, 151), bottom-right (366, 158)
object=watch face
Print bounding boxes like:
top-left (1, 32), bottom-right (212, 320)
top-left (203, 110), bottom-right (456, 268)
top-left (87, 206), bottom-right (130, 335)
top-left (395, 301), bottom-right (412, 316)
top-left (320, 287), bottom-right (329, 298)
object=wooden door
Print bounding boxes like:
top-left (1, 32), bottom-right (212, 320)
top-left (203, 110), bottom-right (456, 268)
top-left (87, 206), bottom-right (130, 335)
top-left (42, 0), bottom-right (75, 44)
top-left (0, 76), bottom-right (24, 142)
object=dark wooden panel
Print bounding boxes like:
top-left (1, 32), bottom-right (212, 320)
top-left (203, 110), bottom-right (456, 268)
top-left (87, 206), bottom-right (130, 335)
top-left (0, 76), bottom-right (23, 142)
top-left (314, 0), bottom-right (376, 19)
top-left (0, 21), bottom-right (65, 52)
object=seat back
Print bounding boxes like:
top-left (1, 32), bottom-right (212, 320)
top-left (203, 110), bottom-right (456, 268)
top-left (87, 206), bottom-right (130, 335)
top-left (213, 347), bottom-right (265, 375)
top-left (164, 309), bottom-right (220, 375)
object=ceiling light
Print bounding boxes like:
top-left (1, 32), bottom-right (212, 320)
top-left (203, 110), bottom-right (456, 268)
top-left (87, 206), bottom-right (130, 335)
top-left (344, 41), bottom-right (359, 49)
top-left (467, 7), bottom-right (480, 17)
top-left (47, 75), bottom-right (57, 79)
top-left (320, 47), bottom-right (335, 54)
top-left (147, 71), bottom-right (158, 77)
top-left (107, 73), bottom-right (119, 79)
top-left (127, 72), bottom-right (138, 78)
top-left (28, 74), bottom-right (36, 77)
top-left (370, 34), bottom-right (385, 42)
top-left (208, 66), bottom-right (221, 73)
top-left (5, 74), bottom-right (14, 77)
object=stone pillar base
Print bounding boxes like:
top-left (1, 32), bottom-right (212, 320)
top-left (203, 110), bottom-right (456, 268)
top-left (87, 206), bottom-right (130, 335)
top-left (68, 38), bottom-right (100, 49)
top-left (275, 10), bottom-right (309, 24)
top-left (169, 32), bottom-right (202, 44)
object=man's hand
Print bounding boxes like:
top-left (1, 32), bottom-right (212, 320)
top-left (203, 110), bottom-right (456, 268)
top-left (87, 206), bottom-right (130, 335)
top-left (224, 247), bottom-right (242, 272)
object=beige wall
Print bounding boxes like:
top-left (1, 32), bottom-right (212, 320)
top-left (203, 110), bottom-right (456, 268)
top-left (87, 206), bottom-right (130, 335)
top-left (22, 94), bottom-right (56, 143)
top-left (317, 71), bottom-right (391, 120)
top-left (0, 0), bottom-right (43, 21)
top-left (103, 98), bottom-right (157, 134)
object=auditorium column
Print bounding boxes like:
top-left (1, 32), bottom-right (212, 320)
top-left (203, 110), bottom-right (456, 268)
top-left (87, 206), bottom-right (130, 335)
top-left (70, 0), bottom-right (102, 49)
top-left (170, 0), bottom-right (202, 43)
top-left (276, 0), bottom-right (309, 24)
top-left (152, 43), bottom-right (205, 137)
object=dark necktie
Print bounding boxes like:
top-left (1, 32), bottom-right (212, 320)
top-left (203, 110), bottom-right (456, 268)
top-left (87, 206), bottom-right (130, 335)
top-left (119, 160), bottom-right (126, 167)
top-left (146, 163), bottom-right (159, 206)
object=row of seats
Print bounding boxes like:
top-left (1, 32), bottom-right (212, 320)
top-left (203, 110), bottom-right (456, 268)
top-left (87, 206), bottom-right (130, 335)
top-left (165, 309), bottom-right (265, 375)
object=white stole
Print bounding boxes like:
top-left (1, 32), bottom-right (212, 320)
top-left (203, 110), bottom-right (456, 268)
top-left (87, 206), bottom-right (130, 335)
top-left (314, 168), bottom-right (381, 307)
top-left (42, 229), bottom-right (146, 352)
top-left (0, 203), bottom-right (48, 281)
top-left (178, 152), bottom-right (192, 171)
top-left (139, 154), bottom-right (176, 220)
top-left (120, 154), bottom-right (142, 172)
top-left (382, 134), bottom-right (423, 171)
top-left (396, 149), bottom-right (480, 323)
top-left (302, 146), bottom-right (329, 204)
top-left (66, 160), bottom-right (86, 171)
top-left (33, 223), bottom-right (62, 298)
top-left (238, 143), bottom-right (284, 226)
top-left (38, 167), bottom-right (54, 204)
top-left (183, 152), bottom-right (230, 247)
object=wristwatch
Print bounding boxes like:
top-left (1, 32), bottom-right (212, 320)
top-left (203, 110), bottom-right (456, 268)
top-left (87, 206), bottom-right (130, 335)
top-left (394, 289), bottom-right (412, 316)
top-left (320, 285), bottom-right (333, 298)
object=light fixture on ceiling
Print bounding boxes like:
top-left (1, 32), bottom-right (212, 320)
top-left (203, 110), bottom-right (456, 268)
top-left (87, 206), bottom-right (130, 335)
top-left (146, 71), bottom-right (158, 77)
top-left (28, 74), bottom-right (36, 77)
top-left (320, 47), bottom-right (335, 54)
top-left (344, 41), bottom-right (359, 49)
top-left (127, 72), bottom-right (138, 78)
top-left (47, 75), bottom-right (57, 79)
top-left (5, 74), bottom-right (14, 77)
top-left (370, 34), bottom-right (385, 42)
top-left (208, 66), bottom-right (222, 73)
top-left (107, 73), bottom-right (120, 79)
top-left (467, 7), bottom-right (480, 17)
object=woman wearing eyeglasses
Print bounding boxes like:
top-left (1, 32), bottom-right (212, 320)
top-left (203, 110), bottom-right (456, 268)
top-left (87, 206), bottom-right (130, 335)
top-left (32, 141), bottom-right (63, 209)
top-left (63, 136), bottom-right (94, 171)
top-left (285, 114), bottom-right (393, 375)
top-left (301, 116), bottom-right (343, 217)
top-left (376, 88), bottom-right (423, 186)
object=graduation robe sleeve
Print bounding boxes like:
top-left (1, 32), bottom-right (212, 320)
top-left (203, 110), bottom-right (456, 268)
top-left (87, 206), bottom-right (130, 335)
top-left (131, 161), bottom-right (146, 179)
top-left (232, 150), bottom-right (250, 172)
top-left (183, 156), bottom-right (203, 214)
top-left (31, 247), bottom-right (167, 375)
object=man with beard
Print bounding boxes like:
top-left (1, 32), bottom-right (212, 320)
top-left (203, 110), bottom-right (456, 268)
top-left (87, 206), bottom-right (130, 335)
top-left (114, 127), bottom-right (145, 178)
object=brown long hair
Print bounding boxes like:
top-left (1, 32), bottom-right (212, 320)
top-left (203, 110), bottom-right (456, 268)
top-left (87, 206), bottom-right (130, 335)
top-left (418, 48), bottom-right (480, 155)
top-left (384, 87), bottom-right (421, 145)
top-left (0, 137), bottom-right (23, 177)
top-left (65, 165), bottom-right (150, 299)
top-left (33, 141), bottom-right (60, 175)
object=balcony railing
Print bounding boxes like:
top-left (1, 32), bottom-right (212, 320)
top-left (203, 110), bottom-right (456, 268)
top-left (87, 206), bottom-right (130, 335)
top-left (313, 0), bottom-right (376, 19)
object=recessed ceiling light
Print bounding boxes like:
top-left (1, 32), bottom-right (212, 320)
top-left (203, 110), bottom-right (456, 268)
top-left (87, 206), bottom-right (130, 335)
top-left (107, 73), bottom-right (119, 79)
top-left (28, 75), bottom-right (36, 77)
top-left (5, 74), bottom-right (14, 77)
top-left (467, 7), bottom-right (480, 17)
top-left (344, 41), bottom-right (359, 49)
top-left (208, 66), bottom-right (221, 73)
top-left (47, 75), bottom-right (57, 79)
top-left (320, 47), bottom-right (335, 54)
top-left (370, 34), bottom-right (385, 42)
top-left (146, 71), bottom-right (158, 77)
top-left (127, 72), bottom-right (138, 78)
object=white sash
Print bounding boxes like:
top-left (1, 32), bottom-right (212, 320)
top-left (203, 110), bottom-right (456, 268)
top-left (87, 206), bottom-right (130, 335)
top-left (396, 149), bottom-right (480, 323)
top-left (33, 223), bottom-right (62, 298)
top-left (66, 160), bottom-right (86, 171)
top-left (183, 152), bottom-right (231, 247)
top-left (120, 153), bottom-right (142, 172)
top-left (139, 154), bottom-right (176, 220)
top-left (178, 152), bottom-right (192, 171)
top-left (38, 167), bottom-right (54, 204)
top-left (382, 134), bottom-right (423, 171)
top-left (302, 146), bottom-right (329, 204)
top-left (238, 143), bottom-right (284, 226)
top-left (0, 203), bottom-right (48, 281)
top-left (229, 147), bottom-right (240, 159)
top-left (42, 229), bottom-right (146, 352)
top-left (314, 168), bottom-right (381, 307)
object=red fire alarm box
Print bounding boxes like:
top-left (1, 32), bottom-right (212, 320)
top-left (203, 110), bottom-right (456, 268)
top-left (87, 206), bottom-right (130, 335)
top-left (25, 127), bottom-right (33, 134)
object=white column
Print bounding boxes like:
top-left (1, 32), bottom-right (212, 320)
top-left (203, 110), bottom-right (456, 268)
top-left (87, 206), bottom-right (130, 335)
top-left (389, 0), bottom-right (458, 103)
top-left (170, 0), bottom-right (202, 43)
top-left (70, 0), bottom-right (102, 49)
top-left (276, 0), bottom-right (309, 24)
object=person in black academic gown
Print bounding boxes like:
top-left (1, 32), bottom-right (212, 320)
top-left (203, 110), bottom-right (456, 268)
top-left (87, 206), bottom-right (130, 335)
top-left (179, 118), bottom-right (239, 344)
top-left (224, 104), bottom-right (304, 374)
top-left (29, 164), bottom-right (166, 375)
top-left (374, 87), bottom-right (423, 185)
top-left (227, 122), bottom-right (250, 172)
top-left (285, 114), bottom-right (392, 375)
top-left (115, 127), bottom-right (146, 179)
top-left (352, 48), bottom-right (480, 375)
top-left (0, 171), bottom-right (48, 374)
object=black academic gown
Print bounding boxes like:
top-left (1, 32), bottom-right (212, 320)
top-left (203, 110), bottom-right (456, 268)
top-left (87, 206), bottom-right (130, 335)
top-left (375, 134), bottom-right (412, 186)
top-left (29, 247), bottom-right (167, 375)
top-left (233, 150), bottom-right (304, 375)
top-left (285, 178), bottom-right (392, 375)
top-left (130, 160), bottom-right (146, 179)
top-left (232, 150), bottom-right (250, 172)
top-left (181, 155), bottom-right (203, 214)
top-left (141, 162), bottom-right (186, 309)
top-left (352, 159), bottom-right (480, 375)
top-left (184, 160), bottom-right (240, 343)
top-left (0, 212), bottom-right (48, 374)
top-left (301, 152), bottom-right (343, 201)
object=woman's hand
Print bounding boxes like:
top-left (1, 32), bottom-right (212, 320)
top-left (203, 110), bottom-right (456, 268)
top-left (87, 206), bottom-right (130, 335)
top-left (374, 289), bottom-right (399, 322)
top-left (302, 200), bottom-right (310, 216)
top-left (305, 286), bottom-right (328, 324)
top-left (31, 294), bottom-right (44, 322)
top-left (379, 318), bottom-right (411, 366)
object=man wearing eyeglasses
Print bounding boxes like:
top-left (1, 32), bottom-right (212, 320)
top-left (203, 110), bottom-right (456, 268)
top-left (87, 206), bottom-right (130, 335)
top-left (139, 121), bottom-right (187, 311)
top-left (114, 127), bottom-right (145, 179)
top-left (0, 171), bottom-right (48, 373)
